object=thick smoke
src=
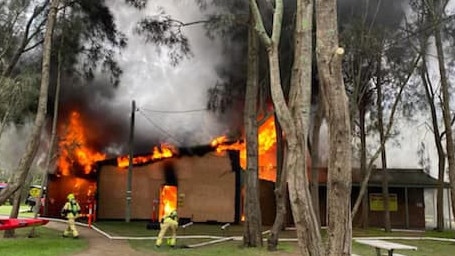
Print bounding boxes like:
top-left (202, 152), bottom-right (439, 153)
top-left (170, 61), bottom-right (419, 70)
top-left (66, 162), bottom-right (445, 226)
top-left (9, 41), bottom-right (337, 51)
top-left (57, 1), bottom-right (240, 156)
top-left (0, 120), bottom-right (47, 176)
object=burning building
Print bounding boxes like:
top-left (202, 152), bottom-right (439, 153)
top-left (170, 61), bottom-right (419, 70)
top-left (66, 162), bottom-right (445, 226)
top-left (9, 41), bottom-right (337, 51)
top-left (43, 109), bottom-right (280, 225)
top-left (95, 148), bottom-right (241, 223)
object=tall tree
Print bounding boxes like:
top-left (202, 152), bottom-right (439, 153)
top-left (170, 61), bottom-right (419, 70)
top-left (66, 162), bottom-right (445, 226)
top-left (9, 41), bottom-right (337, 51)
top-left (428, 0), bottom-right (455, 229)
top-left (250, 0), bottom-right (323, 254)
top-left (408, 0), bottom-right (449, 228)
top-left (339, 1), bottom-right (418, 229)
top-left (243, 15), bottom-right (263, 247)
top-left (341, 20), bottom-right (377, 228)
top-left (315, 0), bottom-right (352, 255)
top-left (1, 0), bottom-right (60, 238)
top-left (374, 42), bottom-right (392, 232)
top-left (410, 0), bottom-right (445, 230)
top-left (0, 0), bottom-right (142, 206)
top-left (418, 50), bottom-right (446, 230)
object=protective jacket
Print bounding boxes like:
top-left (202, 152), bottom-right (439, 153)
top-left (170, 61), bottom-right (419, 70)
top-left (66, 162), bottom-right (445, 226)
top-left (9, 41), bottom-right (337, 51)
top-left (156, 210), bottom-right (178, 247)
top-left (61, 200), bottom-right (81, 218)
top-left (61, 194), bottom-right (81, 238)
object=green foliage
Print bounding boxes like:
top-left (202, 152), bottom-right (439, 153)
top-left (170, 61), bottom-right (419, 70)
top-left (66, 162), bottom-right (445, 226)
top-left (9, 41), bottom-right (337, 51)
top-left (134, 12), bottom-right (192, 66)
top-left (55, 0), bottom-right (129, 86)
top-left (0, 72), bottom-right (40, 124)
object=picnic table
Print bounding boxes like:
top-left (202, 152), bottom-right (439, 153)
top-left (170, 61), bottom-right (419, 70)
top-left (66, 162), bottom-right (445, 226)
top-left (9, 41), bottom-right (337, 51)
top-left (355, 239), bottom-right (417, 256)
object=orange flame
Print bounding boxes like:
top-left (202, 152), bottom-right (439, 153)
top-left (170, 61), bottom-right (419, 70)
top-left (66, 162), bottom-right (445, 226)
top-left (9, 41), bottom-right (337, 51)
top-left (57, 111), bottom-right (106, 176)
top-left (159, 185), bottom-right (177, 220)
top-left (116, 144), bottom-right (177, 168)
top-left (211, 116), bottom-right (277, 181)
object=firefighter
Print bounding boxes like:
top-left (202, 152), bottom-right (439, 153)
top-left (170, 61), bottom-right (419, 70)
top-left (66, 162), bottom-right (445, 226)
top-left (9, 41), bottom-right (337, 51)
top-left (156, 210), bottom-right (178, 247)
top-left (61, 193), bottom-right (81, 238)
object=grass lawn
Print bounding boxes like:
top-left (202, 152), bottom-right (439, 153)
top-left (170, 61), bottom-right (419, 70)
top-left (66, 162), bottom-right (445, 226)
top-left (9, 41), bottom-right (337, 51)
top-left (131, 239), bottom-right (297, 256)
top-left (94, 220), bottom-right (455, 256)
top-left (0, 204), bottom-right (35, 217)
top-left (0, 205), bottom-right (88, 256)
top-left (2, 204), bottom-right (455, 255)
top-left (353, 239), bottom-right (455, 256)
top-left (0, 225), bottom-right (88, 256)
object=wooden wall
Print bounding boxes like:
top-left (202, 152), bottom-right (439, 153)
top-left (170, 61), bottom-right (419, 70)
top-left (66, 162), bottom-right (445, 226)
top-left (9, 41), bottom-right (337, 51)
top-left (97, 152), bottom-right (237, 223)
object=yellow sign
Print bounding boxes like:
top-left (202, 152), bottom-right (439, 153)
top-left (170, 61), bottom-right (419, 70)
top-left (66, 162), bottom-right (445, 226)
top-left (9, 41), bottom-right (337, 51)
top-left (29, 187), bottom-right (41, 198)
top-left (369, 193), bottom-right (397, 211)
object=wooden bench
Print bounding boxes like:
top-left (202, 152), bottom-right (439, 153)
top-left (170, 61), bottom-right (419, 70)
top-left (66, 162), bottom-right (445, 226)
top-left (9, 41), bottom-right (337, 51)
top-left (354, 239), bottom-right (417, 256)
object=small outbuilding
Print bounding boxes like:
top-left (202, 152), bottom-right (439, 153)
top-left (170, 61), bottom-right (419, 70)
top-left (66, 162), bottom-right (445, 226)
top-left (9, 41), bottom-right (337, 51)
top-left (315, 168), bottom-right (447, 229)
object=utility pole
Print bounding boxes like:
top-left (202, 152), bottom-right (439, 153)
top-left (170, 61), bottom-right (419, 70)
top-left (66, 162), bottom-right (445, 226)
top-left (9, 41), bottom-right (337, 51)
top-left (126, 100), bottom-right (136, 222)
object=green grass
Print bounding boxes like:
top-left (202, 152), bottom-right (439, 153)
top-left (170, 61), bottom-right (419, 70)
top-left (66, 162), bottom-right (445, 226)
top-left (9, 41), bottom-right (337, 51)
top-left (131, 240), bottom-right (297, 256)
top-left (3, 204), bottom-right (455, 255)
top-left (0, 204), bottom-right (34, 217)
top-left (0, 226), bottom-right (88, 256)
top-left (94, 221), bottom-right (455, 255)
top-left (353, 239), bottom-right (455, 256)
top-left (94, 220), bottom-right (258, 237)
top-left (1, 205), bottom-right (88, 256)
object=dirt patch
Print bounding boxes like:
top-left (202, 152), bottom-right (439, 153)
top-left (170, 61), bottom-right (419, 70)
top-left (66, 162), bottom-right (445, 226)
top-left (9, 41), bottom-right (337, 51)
top-left (46, 221), bottom-right (149, 256)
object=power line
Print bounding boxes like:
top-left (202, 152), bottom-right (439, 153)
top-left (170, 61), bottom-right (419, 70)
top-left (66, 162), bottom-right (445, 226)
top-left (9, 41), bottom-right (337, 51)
top-left (137, 109), bottom-right (184, 145)
top-left (140, 107), bottom-right (208, 114)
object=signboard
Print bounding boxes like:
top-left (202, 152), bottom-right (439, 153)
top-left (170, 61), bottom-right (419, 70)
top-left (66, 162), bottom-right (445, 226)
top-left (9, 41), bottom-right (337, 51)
top-left (369, 193), bottom-right (397, 211)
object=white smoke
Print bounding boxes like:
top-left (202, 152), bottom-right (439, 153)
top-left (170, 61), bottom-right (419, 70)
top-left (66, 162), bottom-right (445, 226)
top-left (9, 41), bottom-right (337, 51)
top-left (105, 0), bottom-right (230, 149)
top-left (0, 121), bottom-right (46, 179)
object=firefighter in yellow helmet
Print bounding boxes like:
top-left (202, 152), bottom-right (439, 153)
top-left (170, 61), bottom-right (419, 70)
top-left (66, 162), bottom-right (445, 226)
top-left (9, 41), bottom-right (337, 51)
top-left (61, 193), bottom-right (81, 238)
top-left (156, 210), bottom-right (178, 247)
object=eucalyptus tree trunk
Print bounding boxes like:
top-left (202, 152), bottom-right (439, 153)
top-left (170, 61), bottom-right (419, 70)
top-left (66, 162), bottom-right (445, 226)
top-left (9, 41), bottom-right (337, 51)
top-left (0, 0), bottom-right (60, 205)
top-left (375, 53), bottom-right (391, 232)
top-left (3, 191), bottom-right (22, 237)
top-left (316, 0), bottom-right (352, 255)
top-left (430, 0), bottom-right (455, 227)
top-left (243, 17), bottom-right (262, 247)
top-left (287, 1), bottom-right (323, 255)
top-left (268, 114), bottom-right (287, 251)
top-left (420, 57), bottom-right (446, 231)
top-left (250, 0), bottom-right (323, 254)
top-left (359, 106), bottom-right (369, 228)
top-left (29, 7), bottom-right (67, 238)
top-left (416, 0), bottom-right (448, 232)
top-left (310, 99), bottom-right (324, 227)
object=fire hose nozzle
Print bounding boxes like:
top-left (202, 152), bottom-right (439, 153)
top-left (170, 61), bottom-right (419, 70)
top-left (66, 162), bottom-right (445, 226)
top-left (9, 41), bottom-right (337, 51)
top-left (182, 222), bottom-right (193, 229)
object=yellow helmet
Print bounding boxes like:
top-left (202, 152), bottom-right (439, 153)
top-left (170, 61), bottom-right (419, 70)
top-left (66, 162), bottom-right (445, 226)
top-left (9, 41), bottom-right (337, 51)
top-left (67, 193), bottom-right (75, 200)
top-left (169, 210), bottom-right (177, 217)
